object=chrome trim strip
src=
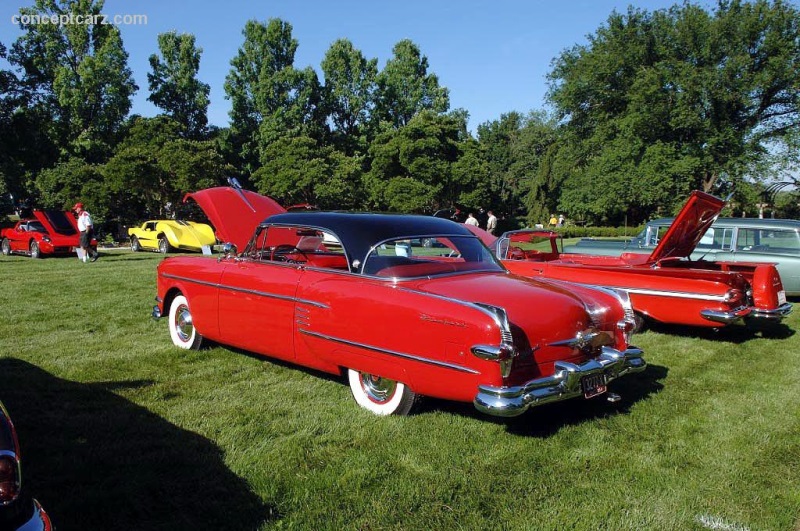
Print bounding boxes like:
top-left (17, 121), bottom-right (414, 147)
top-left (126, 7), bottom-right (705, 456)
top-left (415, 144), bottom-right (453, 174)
top-left (623, 287), bottom-right (728, 302)
top-left (298, 329), bottom-right (480, 374)
top-left (161, 273), bottom-right (330, 308)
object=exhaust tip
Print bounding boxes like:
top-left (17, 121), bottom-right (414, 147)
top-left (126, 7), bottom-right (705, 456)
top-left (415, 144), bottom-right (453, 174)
top-left (606, 392), bottom-right (621, 403)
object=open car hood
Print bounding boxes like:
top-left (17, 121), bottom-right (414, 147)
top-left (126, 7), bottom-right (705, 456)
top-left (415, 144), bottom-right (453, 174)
top-left (647, 190), bottom-right (726, 262)
top-left (183, 186), bottom-right (286, 251)
top-left (33, 209), bottom-right (79, 235)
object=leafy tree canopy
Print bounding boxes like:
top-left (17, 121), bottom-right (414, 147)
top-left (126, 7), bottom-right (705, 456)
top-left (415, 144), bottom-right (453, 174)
top-left (148, 32), bottom-right (210, 139)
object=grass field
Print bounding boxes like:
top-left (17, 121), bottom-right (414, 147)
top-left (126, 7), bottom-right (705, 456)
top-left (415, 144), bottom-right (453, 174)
top-left (1, 250), bottom-right (799, 530)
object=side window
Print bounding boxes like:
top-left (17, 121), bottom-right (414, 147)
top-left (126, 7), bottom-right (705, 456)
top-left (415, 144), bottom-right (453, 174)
top-left (246, 226), bottom-right (347, 270)
top-left (736, 228), bottom-right (761, 251)
top-left (697, 227), bottom-right (733, 250)
top-left (739, 228), bottom-right (800, 253)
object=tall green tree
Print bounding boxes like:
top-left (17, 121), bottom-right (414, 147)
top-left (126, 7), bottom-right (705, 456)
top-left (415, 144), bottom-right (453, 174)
top-left (11, 0), bottom-right (137, 162)
top-left (223, 18), bottom-right (298, 176)
top-left (547, 0), bottom-right (800, 225)
top-left (148, 32), bottom-right (210, 139)
top-left (321, 39), bottom-right (378, 153)
top-left (374, 40), bottom-right (450, 128)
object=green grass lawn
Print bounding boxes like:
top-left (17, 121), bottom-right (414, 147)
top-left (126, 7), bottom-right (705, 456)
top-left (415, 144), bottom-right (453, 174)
top-left (1, 251), bottom-right (799, 530)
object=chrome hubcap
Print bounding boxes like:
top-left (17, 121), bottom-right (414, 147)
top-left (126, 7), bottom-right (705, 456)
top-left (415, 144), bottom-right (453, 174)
top-left (360, 374), bottom-right (397, 403)
top-left (175, 305), bottom-right (193, 342)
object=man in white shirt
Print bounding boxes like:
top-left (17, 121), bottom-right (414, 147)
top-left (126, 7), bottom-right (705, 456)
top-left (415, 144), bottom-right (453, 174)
top-left (486, 211), bottom-right (498, 235)
top-left (465, 213), bottom-right (479, 227)
top-left (73, 202), bottom-right (99, 262)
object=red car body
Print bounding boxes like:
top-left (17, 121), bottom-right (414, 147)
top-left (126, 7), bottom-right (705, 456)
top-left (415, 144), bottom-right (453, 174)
top-left (154, 186), bottom-right (646, 417)
top-left (1, 210), bottom-right (96, 258)
top-left (489, 192), bottom-right (792, 328)
top-left (0, 401), bottom-right (53, 531)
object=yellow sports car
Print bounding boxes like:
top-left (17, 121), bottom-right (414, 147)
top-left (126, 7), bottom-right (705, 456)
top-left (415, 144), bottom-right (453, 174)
top-left (128, 220), bottom-right (216, 254)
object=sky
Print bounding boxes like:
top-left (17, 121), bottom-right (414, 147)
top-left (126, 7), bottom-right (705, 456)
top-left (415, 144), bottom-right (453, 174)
top-left (1, 0), bottom-right (718, 133)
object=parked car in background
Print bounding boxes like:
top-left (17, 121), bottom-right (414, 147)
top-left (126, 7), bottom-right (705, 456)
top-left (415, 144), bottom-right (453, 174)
top-left (0, 401), bottom-right (52, 531)
top-left (483, 191), bottom-right (792, 329)
top-left (128, 219), bottom-right (216, 254)
top-left (1, 209), bottom-right (95, 258)
top-left (153, 186), bottom-right (646, 418)
top-left (566, 215), bottom-right (800, 296)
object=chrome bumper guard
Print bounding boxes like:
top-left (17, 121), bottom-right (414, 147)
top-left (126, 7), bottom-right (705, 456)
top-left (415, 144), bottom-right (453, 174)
top-left (700, 305), bottom-right (751, 324)
top-left (746, 302), bottom-right (793, 321)
top-left (474, 346), bottom-right (646, 417)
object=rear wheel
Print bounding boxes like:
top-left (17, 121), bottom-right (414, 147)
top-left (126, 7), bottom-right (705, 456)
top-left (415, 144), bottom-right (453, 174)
top-left (30, 241), bottom-right (40, 259)
top-left (347, 369), bottom-right (418, 415)
top-left (158, 236), bottom-right (171, 254)
top-left (1, 238), bottom-right (9, 255)
top-left (168, 294), bottom-right (203, 350)
top-left (131, 236), bottom-right (141, 252)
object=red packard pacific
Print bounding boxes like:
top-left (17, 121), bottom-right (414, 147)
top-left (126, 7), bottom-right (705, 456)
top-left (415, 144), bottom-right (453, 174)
top-left (1, 210), bottom-right (96, 259)
top-left (490, 191), bottom-right (792, 329)
top-left (153, 186), bottom-right (646, 417)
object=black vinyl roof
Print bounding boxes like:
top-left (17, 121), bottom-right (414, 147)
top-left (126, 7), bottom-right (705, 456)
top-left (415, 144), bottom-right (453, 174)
top-left (260, 212), bottom-right (475, 265)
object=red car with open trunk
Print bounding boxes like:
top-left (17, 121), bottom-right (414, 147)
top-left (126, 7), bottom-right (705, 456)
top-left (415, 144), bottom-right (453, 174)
top-left (151, 186), bottom-right (647, 417)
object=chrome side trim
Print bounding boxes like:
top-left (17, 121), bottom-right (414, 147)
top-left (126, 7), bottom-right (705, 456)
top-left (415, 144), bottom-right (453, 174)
top-left (298, 329), bottom-right (480, 374)
top-left (623, 287), bottom-right (729, 302)
top-left (474, 346), bottom-right (646, 417)
top-left (160, 273), bottom-right (330, 309)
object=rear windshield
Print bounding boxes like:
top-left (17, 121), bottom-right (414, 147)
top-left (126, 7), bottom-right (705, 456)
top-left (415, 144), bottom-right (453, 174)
top-left (363, 236), bottom-right (503, 278)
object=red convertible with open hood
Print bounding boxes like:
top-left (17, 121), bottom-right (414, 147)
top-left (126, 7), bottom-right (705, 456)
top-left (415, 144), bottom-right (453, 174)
top-left (1, 210), bottom-right (96, 258)
top-left (490, 191), bottom-right (792, 329)
top-left (153, 186), bottom-right (646, 417)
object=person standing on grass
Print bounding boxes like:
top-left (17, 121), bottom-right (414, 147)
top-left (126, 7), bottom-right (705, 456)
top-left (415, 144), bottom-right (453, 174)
top-left (486, 210), bottom-right (498, 235)
top-left (73, 202), bottom-right (99, 262)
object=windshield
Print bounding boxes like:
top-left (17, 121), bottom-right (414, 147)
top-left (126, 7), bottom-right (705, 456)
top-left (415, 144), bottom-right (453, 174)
top-left (362, 235), bottom-right (503, 278)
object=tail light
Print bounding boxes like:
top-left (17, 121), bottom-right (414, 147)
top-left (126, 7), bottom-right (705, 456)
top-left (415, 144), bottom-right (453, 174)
top-left (0, 454), bottom-right (20, 503)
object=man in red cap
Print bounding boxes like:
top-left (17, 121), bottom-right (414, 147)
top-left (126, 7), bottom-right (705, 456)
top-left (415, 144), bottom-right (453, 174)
top-left (73, 202), bottom-right (99, 262)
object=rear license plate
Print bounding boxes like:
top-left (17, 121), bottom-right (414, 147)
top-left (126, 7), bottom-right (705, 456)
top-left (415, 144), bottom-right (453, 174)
top-left (581, 373), bottom-right (607, 399)
top-left (778, 290), bottom-right (786, 305)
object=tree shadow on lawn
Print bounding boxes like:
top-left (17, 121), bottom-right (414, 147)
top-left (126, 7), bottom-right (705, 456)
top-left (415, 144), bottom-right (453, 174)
top-left (0, 358), bottom-right (277, 531)
top-left (645, 320), bottom-right (795, 343)
top-left (417, 363), bottom-right (668, 438)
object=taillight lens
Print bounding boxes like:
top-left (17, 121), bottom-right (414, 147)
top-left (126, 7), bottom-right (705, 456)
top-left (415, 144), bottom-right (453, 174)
top-left (0, 455), bottom-right (20, 502)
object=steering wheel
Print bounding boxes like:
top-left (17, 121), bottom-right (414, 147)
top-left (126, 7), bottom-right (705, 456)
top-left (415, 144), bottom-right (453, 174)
top-left (270, 244), bottom-right (308, 263)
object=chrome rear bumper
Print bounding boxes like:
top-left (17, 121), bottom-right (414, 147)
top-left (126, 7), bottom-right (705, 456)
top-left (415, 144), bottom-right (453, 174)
top-left (747, 302), bottom-right (792, 321)
top-left (700, 305), bottom-right (751, 324)
top-left (474, 346), bottom-right (646, 417)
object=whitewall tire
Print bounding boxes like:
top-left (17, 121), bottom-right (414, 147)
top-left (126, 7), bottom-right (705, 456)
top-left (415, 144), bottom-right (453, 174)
top-left (347, 369), bottom-right (418, 415)
top-left (168, 294), bottom-right (203, 350)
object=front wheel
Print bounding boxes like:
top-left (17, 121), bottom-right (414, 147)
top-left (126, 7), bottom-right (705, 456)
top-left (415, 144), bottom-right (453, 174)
top-left (30, 241), bottom-right (40, 259)
top-left (1, 238), bottom-right (9, 255)
top-left (158, 236), bottom-right (172, 254)
top-left (131, 236), bottom-right (140, 252)
top-left (168, 294), bottom-right (203, 349)
top-left (347, 369), bottom-right (418, 415)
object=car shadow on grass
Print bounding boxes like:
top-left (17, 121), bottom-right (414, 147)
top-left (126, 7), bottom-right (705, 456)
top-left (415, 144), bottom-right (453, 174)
top-left (418, 363), bottom-right (668, 437)
top-left (644, 320), bottom-right (795, 343)
top-left (0, 358), bottom-right (277, 531)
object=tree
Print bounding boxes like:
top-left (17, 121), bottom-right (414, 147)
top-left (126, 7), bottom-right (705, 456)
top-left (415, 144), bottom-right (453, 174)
top-left (374, 40), bottom-right (450, 128)
top-left (10, 0), bottom-right (137, 162)
top-left (547, 0), bottom-right (800, 224)
top-left (321, 39), bottom-right (378, 154)
top-left (223, 18), bottom-right (298, 177)
top-left (365, 111), bottom-right (461, 212)
top-left (103, 116), bottom-right (229, 223)
top-left (148, 32), bottom-right (210, 139)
